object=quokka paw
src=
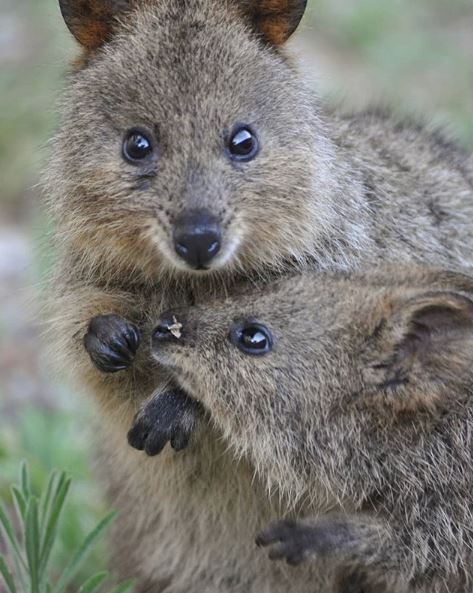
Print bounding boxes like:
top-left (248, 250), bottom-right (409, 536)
top-left (84, 314), bottom-right (140, 373)
top-left (127, 389), bottom-right (202, 456)
top-left (256, 518), bottom-right (354, 566)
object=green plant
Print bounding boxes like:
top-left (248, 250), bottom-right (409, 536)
top-left (0, 462), bottom-right (133, 593)
top-left (0, 403), bottom-right (109, 581)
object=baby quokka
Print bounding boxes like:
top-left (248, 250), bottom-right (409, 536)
top-left (131, 267), bottom-right (473, 593)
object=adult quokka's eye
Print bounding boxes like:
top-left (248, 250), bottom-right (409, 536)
top-left (123, 129), bottom-right (154, 163)
top-left (229, 321), bottom-right (273, 356)
top-left (227, 125), bottom-right (259, 162)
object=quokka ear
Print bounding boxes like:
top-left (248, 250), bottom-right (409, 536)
top-left (59, 0), bottom-right (133, 51)
top-left (365, 290), bottom-right (473, 392)
top-left (239, 0), bottom-right (308, 46)
top-left (396, 290), bottom-right (473, 355)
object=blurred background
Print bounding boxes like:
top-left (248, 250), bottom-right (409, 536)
top-left (0, 0), bottom-right (472, 583)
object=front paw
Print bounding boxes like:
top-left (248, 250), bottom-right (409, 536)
top-left (256, 518), bottom-right (353, 566)
top-left (84, 314), bottom-right (140, 373)
top-left (127, 390), bottom-right (202, 456)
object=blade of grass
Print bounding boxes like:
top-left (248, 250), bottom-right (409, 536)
top-left (11, 486), bottom-right (27, 524)
top-left (39, 472), bottom-right (68, 578)
top-left (24, 497), bottom-right (40, 593)
top-left (20, 462), bottom-right (31, 499)
top-left (9, 488), bottom-right (29, 590)
top-left (39, 476), bottom-right (71, 575)
top-left (109, 580), bottom-right (134, 593)
top-left (77, 572), bottom-right (108, 593)
top-left (39, 471), bottom-right (59, 535)
top-left (52, 511), bottom-right (117, 593)
top-left (0, 556), bottom-right (17, 593)
top-left (0, 504), bottom-right (27, 571)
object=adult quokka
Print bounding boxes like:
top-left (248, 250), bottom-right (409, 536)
top-left (131, 267), bottom-right (473, 593)
top-left (44, 0), bottom-right (473, 590)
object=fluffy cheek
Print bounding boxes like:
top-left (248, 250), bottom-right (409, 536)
top-left (63, 209), bottom-right (165, 280)
top-left (55, 159), bottom-right (172, 279)
top-left (157, 348), bottom-right (236, 413)
top-left (195, 359), bottom-right (279, 433)
top-left (231, 166), bottom-right (318, 271)
top-left (236, 204), bottom-right (314, 270)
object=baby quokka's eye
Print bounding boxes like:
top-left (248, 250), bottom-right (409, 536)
top-left (123, 128), bottom-right (154, 163)
top-left (227, 125), bottom-right (259, 162)
top-left (229, 321), bottom-right (273, 356)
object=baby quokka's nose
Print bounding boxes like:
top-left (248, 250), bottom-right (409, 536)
top-left (173, 211), bottom-right (221, 269)
top-left (152, 311), bottom-right (184, 344)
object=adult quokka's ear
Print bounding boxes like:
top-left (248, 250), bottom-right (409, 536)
top-left (59, 0), bottom-right (134, 51)
top-left (239, 0), bottom-right (308, 45)
top-left (363, 290), bottom-right (473, 403)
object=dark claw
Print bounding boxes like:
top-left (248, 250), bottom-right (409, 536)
top-left (286, 554), bottom-right (304, 567)
top-left (267, 544), bottom-right (304, 566)
top-left (128, 390), bottom-right (201, 456)
top-left (170, 430), bottom-right (190, 452)
top-left (256, 519), bottom-right (311, 566)
top-left (84, 314), bottom-right (140, 373)
top-left (127, 413), bottom-right (151, 451)
top-left (144, 424), bottom-right (169, 456)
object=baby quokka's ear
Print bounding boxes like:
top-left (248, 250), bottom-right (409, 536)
top-left (59, 0), bottom-right (133, 51)
top-left (363, 290), bottom-right (473, 410)
top-left (240, 0), bottom-right (308, 45)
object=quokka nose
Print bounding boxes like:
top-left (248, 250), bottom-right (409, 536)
top-left (152, 311), bottom-right (183, 344)
top-left (173, 211), bottom-right (221, 269)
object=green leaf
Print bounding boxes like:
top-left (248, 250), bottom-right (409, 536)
top-left (52, 511), bottom-right (117, 593)
top-left (39, 470), bottom-right (59, 535)
top-left (24, 497), bottom-right (40, 593)
top-left (20, 461), bottom-right (31, 499)
top-left (77, 572), bottom-right (108, 593)
top-left (39, 476), bottom-right (71, 575)
top-left (11, 486), bottom-right (27, 523)
top-left (0, 504), bottom-right (27, 571)
top-left (109, 580), bottom-right (134, 593)
top-left (0, 556), bottom-right (17, 593)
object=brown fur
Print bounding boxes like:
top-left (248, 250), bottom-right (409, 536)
top-left (148, 266), bottom-right (473, 592)
top-left (59, 0), bottom-right (132, 50)
top-left (43, 0), bottom-right (473, 590)
top-left (243, 0), bottom-right (308, 45)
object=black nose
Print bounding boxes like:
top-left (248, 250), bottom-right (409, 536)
top-left (173, 211), bottom-right (221, 269)
top-left (152, 311), bottom-right (184, 344)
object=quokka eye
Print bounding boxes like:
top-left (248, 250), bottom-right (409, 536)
top-left (227, 125), bottom-right (259, 162)
top-left (229, 321), bottom-right (273, 356)
top-left (123, 129), bottom-right (154, 163)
